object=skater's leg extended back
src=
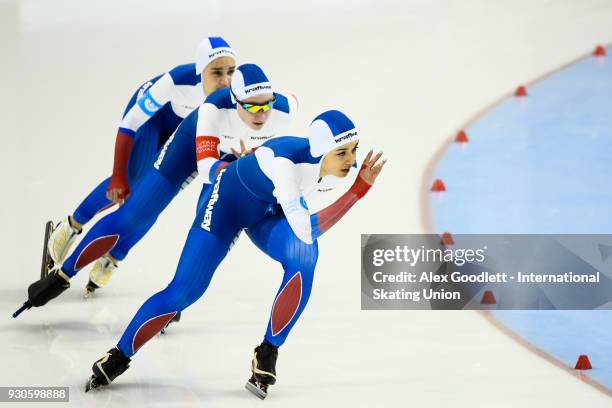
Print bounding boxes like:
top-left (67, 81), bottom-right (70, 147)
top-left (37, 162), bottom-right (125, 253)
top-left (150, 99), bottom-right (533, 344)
top-left (117, 227), bottom-right (230, 357)
top-left (62, 169), bottom-right (180, 278)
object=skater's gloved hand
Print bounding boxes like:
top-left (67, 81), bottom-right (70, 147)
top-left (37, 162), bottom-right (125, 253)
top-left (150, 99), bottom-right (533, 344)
top-left (350, 149), bottom-right (386, 198)
top-left (106, 176), bottom-right (130, 205)
top-left (108, 130), bottom-right (133, 205)
top-left (230, 138), bottom-right (254, 158)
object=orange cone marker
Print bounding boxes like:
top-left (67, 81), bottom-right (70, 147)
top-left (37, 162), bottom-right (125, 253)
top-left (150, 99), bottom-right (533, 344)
top-left (431, 179), bottom-right (446, 192)
top-left (515, 85), bottom-right (527, 97)
top-left (455, 130), bottom-right (469, 143)
top-left (575, 355), bottom-right (592, 370)
top-left (440, 232), bottom-right (454, 246)
top-left (481, 290), bottom-right (496, 305)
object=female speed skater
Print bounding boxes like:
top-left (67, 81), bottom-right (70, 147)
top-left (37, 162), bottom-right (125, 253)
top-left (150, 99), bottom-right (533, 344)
top-left (17, 63), bottom-right (298, 316)
top-left (84, 109), bottom-right (385, 399)
top-left (43, 36), bottom-right (237, 285)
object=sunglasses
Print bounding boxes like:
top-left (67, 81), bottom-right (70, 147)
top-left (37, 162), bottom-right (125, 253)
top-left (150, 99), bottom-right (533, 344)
top-left (232, 90), bottom-right (276, 113)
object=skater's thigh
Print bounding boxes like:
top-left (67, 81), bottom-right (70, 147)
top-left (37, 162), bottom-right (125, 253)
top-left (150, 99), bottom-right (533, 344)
top-left (164, 227), bottom-right (231, 304)
top-left (154, 122), bottom-right (197, 186)
top-left (246, 215), bottom-right (283, 258)
top-left (111, 170), bottom-right (180, 230)
top-left (127, 117), bottom-right (164, 185)
top-left (193, 173), bottom-right (236, 241)
top-left (247, 215), bottom-right (319, 270)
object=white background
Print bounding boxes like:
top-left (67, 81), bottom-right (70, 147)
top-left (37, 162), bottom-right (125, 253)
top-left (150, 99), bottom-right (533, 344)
top-left (2, 0), bottom-right (612, 406)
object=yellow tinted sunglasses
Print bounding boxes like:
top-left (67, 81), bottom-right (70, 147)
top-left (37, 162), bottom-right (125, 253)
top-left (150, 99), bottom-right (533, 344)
top-left (232, 90), bottom-right (277, 114)
top-left (241, 101), bottom-right (274, 113)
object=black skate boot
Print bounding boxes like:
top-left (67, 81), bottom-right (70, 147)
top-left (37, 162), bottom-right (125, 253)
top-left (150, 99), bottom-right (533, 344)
top-left (13, 260), bottom-right (71, 318)
top-left (85, 348), bottom-right (131, 392)
top-left (245, 341), bottom-right (278, 399)
top-left (28, 269), bottom-right (71, 307)
top-left (28, 269), bottom-right (70, 307)
top-left (160, 311), bottom-right (182, 334)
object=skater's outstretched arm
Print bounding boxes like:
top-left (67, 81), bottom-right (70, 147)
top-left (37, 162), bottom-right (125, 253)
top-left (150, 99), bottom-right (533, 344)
top-left (311, 150), bottom-right (385, 240)
top-left (272, 149), bottom-right (384, 244)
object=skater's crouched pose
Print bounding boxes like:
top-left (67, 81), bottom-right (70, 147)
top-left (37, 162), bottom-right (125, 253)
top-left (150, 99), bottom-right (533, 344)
top-left (22, 63), bottom-right (297, 311)
top-left (44, 36), bottom-right (236, 281)
top-left (86, 110), bottom-right (385, 398)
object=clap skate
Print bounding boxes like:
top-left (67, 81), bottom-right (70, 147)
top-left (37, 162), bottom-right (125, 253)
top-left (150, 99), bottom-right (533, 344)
top-left (12, 268), bottom-right (71, 318)
top-left (86, 348), bottom-right (131, 392)
top-left (84, 256), bottom-right (118, 298)
top-left (40, 221), bottom-right (54, 279)
top-left (245, 342), bottom-right (278, 399)
top-left (43, 217), bottom-right (81, 278)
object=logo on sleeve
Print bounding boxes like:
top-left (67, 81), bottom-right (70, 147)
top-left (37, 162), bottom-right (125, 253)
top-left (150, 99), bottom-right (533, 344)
top-left (196, 136), bottom-right (220, 161)
top-left (138, 90), bottom-right (163, 117)
top-left (137, 81), bottom-right (153, 100)
top-left (284, 197), bottom-right (306, 215)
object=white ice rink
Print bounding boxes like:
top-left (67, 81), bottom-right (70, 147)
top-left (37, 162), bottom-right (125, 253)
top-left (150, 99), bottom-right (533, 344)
top-left (3, 0), bottom-right (612, 406)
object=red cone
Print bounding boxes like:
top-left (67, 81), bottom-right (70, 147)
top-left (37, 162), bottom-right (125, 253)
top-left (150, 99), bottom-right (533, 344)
top-left (440, 232), bottom-right (454, 246)
top-left (594, 45), bottom-right (606, 57)
top-left (515, 86), bottom-right (527, 97)
top-left (431, 179), bottom-right (446, 192)
top-left (575, 355), bottom-right (592, 370)
top-left (481, 290), bottom-right (496, 305)
top-left (455, 130), bottom-right (469, 143)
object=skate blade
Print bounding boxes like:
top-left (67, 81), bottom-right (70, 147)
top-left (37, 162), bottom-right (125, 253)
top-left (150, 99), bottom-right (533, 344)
top-left (245, 378), bottom-right (267, 399)
top-left (12, 301), bottom-right (32, 318)
top-left (40, 221), bottom-right (55, 280)
top-left (85, 375), bottom-right (101, 392)
top-left (83, 287), bottom-right (96, 299)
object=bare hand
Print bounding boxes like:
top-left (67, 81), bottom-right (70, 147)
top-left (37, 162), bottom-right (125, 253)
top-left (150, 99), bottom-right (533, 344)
top-left (359, 150), bottom-right (386, 185)
top-left (230, 138), bottom-right (253, 158)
